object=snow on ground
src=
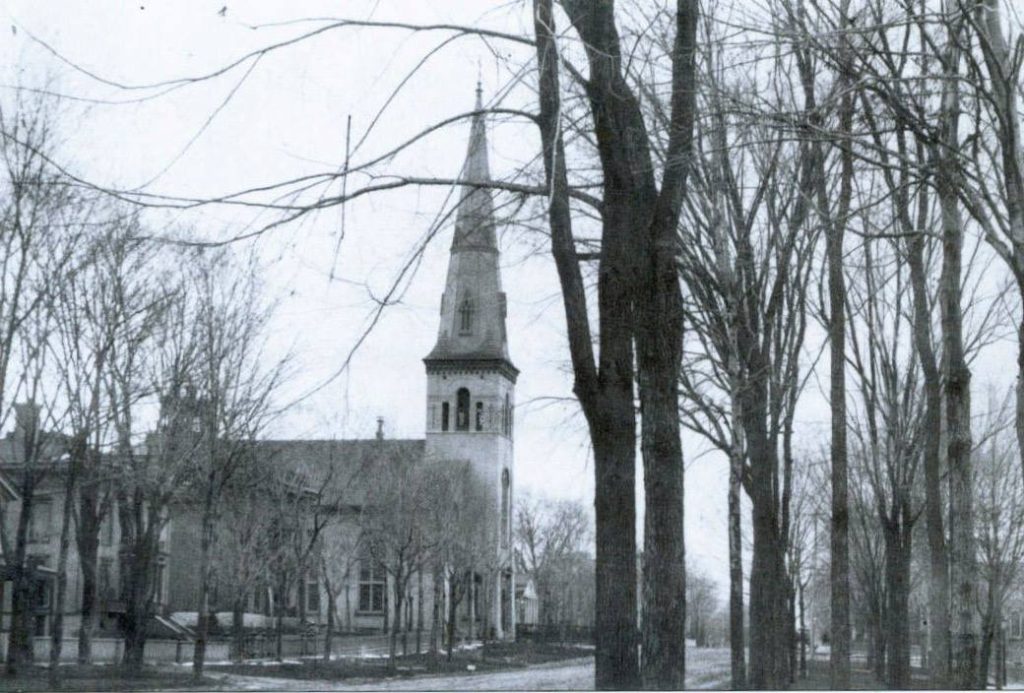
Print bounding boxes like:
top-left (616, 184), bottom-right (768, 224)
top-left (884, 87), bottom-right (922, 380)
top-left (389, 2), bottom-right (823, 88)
top-left (206, 658), bottom-right (594, 692)
top-left (203, 648), bottom-right (734, 691)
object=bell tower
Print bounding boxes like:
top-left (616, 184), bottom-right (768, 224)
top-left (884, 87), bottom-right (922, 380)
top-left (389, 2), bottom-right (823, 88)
top-left (424, 84), bottom-right (517, 639)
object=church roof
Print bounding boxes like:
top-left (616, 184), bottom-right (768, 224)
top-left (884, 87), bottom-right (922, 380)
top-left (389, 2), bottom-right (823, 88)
top-left (255, 438), bottom-right (425, 506)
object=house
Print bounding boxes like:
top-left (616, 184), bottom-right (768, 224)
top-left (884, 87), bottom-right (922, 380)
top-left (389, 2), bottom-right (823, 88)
top-left (515, 574), bottom-right (538, 627)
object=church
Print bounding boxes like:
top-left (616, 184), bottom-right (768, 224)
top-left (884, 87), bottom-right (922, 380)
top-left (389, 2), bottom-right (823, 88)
top-left (0, 85), bottom-right (519, 655)
top-left (165, 83), bottom-right (519, 642)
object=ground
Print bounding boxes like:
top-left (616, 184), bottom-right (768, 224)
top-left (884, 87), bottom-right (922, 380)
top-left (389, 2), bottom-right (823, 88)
top-left (207, 647), bottom-right (735, 691)
top-left (208, 658), bottom-right (595, 691)
top-left (0, 646), bottom-right (735, 691)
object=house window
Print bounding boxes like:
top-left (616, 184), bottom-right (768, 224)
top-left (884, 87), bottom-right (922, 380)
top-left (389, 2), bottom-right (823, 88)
top-left (28, 499), bottom-right (52, 543)
top-left (99, 557), bottom-right (115, 601)
top-left (475, 402), bottom-right (484, 431)
top-left (153, 561), bottom-right (166, 605)
top-left (306, 574), bottom-right (320, 613)
top-left (459, 298), bottom-right (474, 334)
top-left (359, 558), bottom-right (385, 613)
top-left (1014, 612), bottom-right (1024, 639)
top-left (456, 388), bottom-right (470, 431)
top-left (101, 513), bottom-right (115, 546)
top-left (442, 402), bottom-right (450, 432)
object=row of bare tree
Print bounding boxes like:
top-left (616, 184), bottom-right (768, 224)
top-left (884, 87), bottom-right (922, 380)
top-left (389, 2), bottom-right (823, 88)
top-left (0, 92), bottom-right (286, 684)
top-left (676, 0), bottom-right (1024, 688)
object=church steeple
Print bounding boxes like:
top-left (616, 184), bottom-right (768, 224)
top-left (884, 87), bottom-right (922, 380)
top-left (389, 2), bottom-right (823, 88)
top-left (451, 81), bottom-right (497, 253)
top-left (424, 85), bottom-right (516, 377)
top-left (423, 83), bottom-right (518, 641)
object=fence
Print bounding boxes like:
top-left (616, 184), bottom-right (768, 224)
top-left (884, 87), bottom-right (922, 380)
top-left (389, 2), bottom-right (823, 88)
top-left (236, 633), bottom-right (393, 660)
top-left (24, 633), bottom-right (397, 665)
top-left (517, 623), bottom-right (594, 644)
top-left (30, 637), bottom-right (230, 664)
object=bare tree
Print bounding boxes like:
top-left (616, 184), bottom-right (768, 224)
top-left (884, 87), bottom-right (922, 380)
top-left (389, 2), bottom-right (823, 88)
top-left (679, 42), bottom-right (820, 685)
top-left (216, 455), bottom-right (285, 660)
top-left (514, 492), bottom-right (592, 635)
top-left (974, 389), bottom-right (1024, 687)
top-left (532, 2), bottom-right (698, 685)
top-left (360, 447), bottom-right (439, 673)
top-left (423, 460), bottom-right (491, 661)
top-left (686, 565), bottom-right (718, 648)
top-left (48, 215), bottom-right (148, 666)
top-left (188, 249), bottom-right (287, 682)
top-left (844, 222), bottom-right (925, 689)
top-left (106, 255), bottom-right (202, 675)
top-left (0, 89), bottom-right (80, 676)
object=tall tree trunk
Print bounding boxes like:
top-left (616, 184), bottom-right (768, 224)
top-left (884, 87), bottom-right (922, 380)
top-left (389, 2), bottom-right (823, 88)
top-left (6, 470), bottom-right (36, 675)
top-left (416, 570), bottom-right (423, 654)
top-left (192, 493), bottom-right (216, 682)
top-left (49, 459), bottom-right (78, 685)
top-left (979, 597), bottom-right (996, 689)
top-left (430, 567), bottom-right (440, 658)
top-left (468, 573), bottom-right (476, 641)
top-left (76, 485), bottom-right (101, 665)
top-left (939, 139), bottom-right (977, 693)
top-left (323, 576), bottom-right (335, 662)
top-left (788, 581), bottom-right (797, 685)
top-left (446, 581), bottom-right (458, 662)
top-left (870, 610), bottom-right (886, 682)
top-left (883, 521), bottom-right (912, 689)
top-left (232, 597), bottom-right (244, 662)
top-left (275, 577), bottom-right (285, 661)
top-left (825, 35), bottom-right (853, 690)
top-left (531, 2), bottom-right (641, 687)
top-left (728, 440), bottom-right (746, 688)
top-left (389, 574), bottom-right (403, 674)
top-left (907, 185), bottom-right (951, 686)
top-left (633, 1), bottom-right (696, 680)
top-left (122, 547), bottom-right (152, 675)
top-left (636, 275), bottom-right (687, 691)
top-left (799, 579), bottom-right (807, 678)
top-left (935, 10), bottom-right (977, 686)
top-left (740, 364), bottom-right (790, 689)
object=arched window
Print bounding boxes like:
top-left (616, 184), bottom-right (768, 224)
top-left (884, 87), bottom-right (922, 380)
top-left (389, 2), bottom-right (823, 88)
top-left (441, 402), bottom-right (450, 432)
top-left (458, 298), bottom-right (474, 334)
top-left (456, 388), bottom-right (470, 431)
top-left (475, 402), bottom-right (484, 431)
top-left (501, 469), bottom-right (510, 548)
top-left (503, 393), bottom-right (511, 436)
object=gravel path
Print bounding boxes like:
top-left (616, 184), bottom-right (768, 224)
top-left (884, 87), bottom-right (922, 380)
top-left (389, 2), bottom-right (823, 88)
top-left (203, 648), bottom-right (734, 691)
top-left (206, 658), bottom-right (594, 691)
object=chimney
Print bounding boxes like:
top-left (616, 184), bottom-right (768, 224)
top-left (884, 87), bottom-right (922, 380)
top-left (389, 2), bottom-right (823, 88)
top-left (376, 417), bottom-right (385, 441)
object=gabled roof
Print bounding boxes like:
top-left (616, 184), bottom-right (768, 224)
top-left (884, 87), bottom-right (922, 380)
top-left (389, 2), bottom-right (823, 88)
top-left (255, 438), bottom-right (425, 506)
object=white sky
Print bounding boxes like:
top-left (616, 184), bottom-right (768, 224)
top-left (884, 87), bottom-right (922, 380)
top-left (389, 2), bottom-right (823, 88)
top-left (2, 0), bottom-right (1018, 596)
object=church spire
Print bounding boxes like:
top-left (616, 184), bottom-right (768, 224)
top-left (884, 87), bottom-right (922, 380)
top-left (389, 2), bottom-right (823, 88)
top-left (451, 80), bottom-right (497, 253)
top-left (424, 85), bottom-right (516, 376)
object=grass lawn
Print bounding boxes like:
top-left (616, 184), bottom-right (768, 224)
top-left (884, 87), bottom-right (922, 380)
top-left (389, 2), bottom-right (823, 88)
top-left (214, 641), bottom-right (593, 682)
top-left (1, 664), bottom-right (220, 692)
top-left (793, 657), bottom-right (932, 690)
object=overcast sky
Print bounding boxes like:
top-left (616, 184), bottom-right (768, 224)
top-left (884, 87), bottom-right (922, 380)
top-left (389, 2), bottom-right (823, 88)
top-left (3, 0), bottom-right (1018, 593)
